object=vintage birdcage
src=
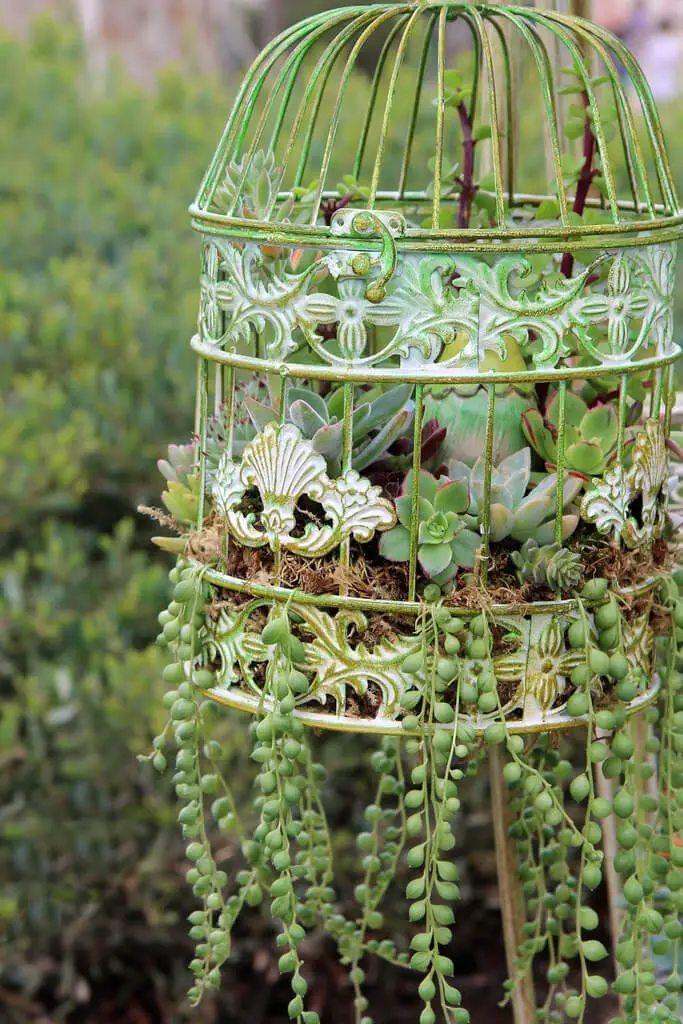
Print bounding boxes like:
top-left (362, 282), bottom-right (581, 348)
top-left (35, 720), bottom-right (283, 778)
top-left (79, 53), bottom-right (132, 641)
top-left (150, 4), bottom-right (683, 1022)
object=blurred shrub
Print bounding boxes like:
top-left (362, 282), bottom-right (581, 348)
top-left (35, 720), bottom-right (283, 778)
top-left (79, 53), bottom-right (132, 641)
top-left (0, 15), bottom-right (233, 1002)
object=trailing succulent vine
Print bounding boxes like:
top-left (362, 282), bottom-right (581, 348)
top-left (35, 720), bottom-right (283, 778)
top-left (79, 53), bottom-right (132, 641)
top-left (145, 557), bottom-right (683, 1024)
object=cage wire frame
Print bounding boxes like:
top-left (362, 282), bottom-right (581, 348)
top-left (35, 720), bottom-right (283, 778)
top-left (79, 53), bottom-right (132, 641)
top-left (154, 4), bottom-right (683, 1022)
top-left (182, 1), bottom-right (681, 740)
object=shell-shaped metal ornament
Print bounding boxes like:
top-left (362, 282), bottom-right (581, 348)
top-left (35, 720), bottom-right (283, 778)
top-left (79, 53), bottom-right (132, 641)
top-left (212, 422), bottom-right (395, 557)
top-left (241, 423), bottom-right (328, 543)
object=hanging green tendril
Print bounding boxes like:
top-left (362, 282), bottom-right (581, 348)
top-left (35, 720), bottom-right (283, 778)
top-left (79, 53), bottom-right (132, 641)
top-left (148, 557), bottom-right (683, 1023)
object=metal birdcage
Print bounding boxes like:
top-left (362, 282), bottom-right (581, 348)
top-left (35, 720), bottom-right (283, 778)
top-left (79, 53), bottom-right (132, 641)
top-left (152, 5), bottom-right (683, 1023)
top-left (181, 2), bottom-right (680, 736)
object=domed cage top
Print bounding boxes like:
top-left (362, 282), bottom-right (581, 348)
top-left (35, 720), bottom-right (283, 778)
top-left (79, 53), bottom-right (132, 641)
top-left (165, 1), bottom-right (683, 736)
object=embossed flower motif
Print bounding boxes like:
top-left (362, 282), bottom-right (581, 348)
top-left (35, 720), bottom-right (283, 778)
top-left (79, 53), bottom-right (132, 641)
top-left (301, 277), bottom-right (401, 360)
top-left (495, 617), bottom-right (584, 716)
top-left (579, 255), bottom-right (649, 357)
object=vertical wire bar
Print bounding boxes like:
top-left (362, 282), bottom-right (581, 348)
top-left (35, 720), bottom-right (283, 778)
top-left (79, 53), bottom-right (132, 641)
top-left (489, 19), bottom-right (515, 207)
top-left (309, 8), bottom-right (401, 222)
top-left (664, 363), bottom-right (675, 438)
top-left (367, 8), bottom-right (423, 210)
top-left (196, 16), bottom-right (320, 206)
top-left (222, 363), bottom-right (236, 568)
top-left (431, 9), bottom-right (447, 231)
top-left (616, 373), bottom-right (629, 476)
top-left (467, 7), bottom-right (505, 228)
top-left (195, 359), bottom-right (209, 535)
top-left (652, 367), bottom-right (665, 421)
top-left (277, 374), bottom-right (288, 425)
top-left (554, 380), bottom-right (568, 546)
top-left (193, 358), bottom-right (203, 443)
top-left (272, 373), bottom-right (289, 581)
top-left (478, 385), bottom-right (497, 587)
top-left (590, 22), bottom-right (679, 213)
top-left (500, 13), bottom-right (570, 226)
top-left (567, 26), bottom-right (655, 217)
top-left (292, 11), bottom-right (383, 192)
top-left (534, 14), bottom-right (620, 225)
top-left (224, 365), bottom-right (236, 460)
top-left (267, 23), bottom-right (339, 161)
top-left (408, 385), bottom-right (425, 603)
top-left (603, 49), bottom-right (651, 216)
top-left (213, 364), bottom-right (223, 417)
top-left (397, 15), bottom-right (436, 199)
top-left (220, 21), bottom-right (345, 214)
top-left (339, 382), bottom-right (355, 591)
top-left (352, 17), bottom-right (407, 182)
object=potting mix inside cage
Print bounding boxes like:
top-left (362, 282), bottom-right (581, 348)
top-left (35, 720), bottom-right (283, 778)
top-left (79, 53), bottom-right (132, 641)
top-left (147, 4), bottom-right (683, 1023)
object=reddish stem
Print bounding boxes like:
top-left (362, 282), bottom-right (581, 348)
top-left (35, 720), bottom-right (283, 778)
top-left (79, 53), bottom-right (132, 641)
top-left (561, 92), bottom-right (597, 279)
top-left (457, 101), bottom-right (478, 230)
top-left (322, 192), bottom-right (353, 227)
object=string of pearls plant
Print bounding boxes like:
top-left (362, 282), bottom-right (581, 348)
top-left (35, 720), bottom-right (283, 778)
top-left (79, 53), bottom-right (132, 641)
top-left (145, 560), bottom-right (683, 1023)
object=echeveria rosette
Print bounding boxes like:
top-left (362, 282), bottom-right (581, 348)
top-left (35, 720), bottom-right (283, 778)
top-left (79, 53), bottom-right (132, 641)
top-left (447, 448), bottom-right (582, 545)
top-left (157, 443), bottom-right (200, 526)
top-left (511, 539), bottom-right (584, 594)
top-left (522, 390), bottom-right (619, 480)
top-left (379, 469), bottom-right (480, 583)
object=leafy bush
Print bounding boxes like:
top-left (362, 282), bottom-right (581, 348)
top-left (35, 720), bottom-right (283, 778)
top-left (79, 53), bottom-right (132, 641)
top-left (0, 16), bottom-right (237, 1004)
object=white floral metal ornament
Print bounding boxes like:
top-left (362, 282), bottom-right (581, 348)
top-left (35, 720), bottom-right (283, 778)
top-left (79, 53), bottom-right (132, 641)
top-left (493, 615), bottom-right (585, 719)
top-left (581, 418), bottom-right (669, 547)
top-left (212, 422), bottom-right (395, 556)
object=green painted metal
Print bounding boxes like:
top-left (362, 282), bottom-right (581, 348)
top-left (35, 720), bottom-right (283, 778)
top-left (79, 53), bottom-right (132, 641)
top-left (183, 1), bottom-right (682, 734)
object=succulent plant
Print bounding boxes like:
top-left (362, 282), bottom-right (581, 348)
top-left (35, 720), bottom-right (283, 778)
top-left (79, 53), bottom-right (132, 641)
top-left (425, 338), bottom-right (538, 467)
top-left (522, 390), bottom-right (620, 478)
top-left (365, 418), bottom-right (447, 495)
top-left (157, 443), bottom-right (199, 526)
top-left (511, 539), bottom-right (583, 593)
top-left (245, 382), bottom-right (415, 477)
top-left (379, 469), bottom-right (480, 582)
top-left (213, 151), bottom-right (316, 223)
top-left (447, 448), bottom-right (582, 544)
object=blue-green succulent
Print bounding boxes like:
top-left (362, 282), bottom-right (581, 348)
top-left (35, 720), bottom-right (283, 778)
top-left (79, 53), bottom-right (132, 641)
top-left (447, 447), bottom-right (582, 544)
top-left (379, 469), bottom-right (480, 583)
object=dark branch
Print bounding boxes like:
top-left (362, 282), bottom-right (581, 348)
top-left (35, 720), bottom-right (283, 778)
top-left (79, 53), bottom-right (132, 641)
top-left (561, 92), bottom-right (597, 279)
top-left (322, 192), bottom-right (353, 227)
top-left (457, 101), bottom-right (478, 230)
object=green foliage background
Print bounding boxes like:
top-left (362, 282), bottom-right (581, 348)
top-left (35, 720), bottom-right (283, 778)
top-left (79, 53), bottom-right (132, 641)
top-left (1, 16), bottom-right (682, 1020)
